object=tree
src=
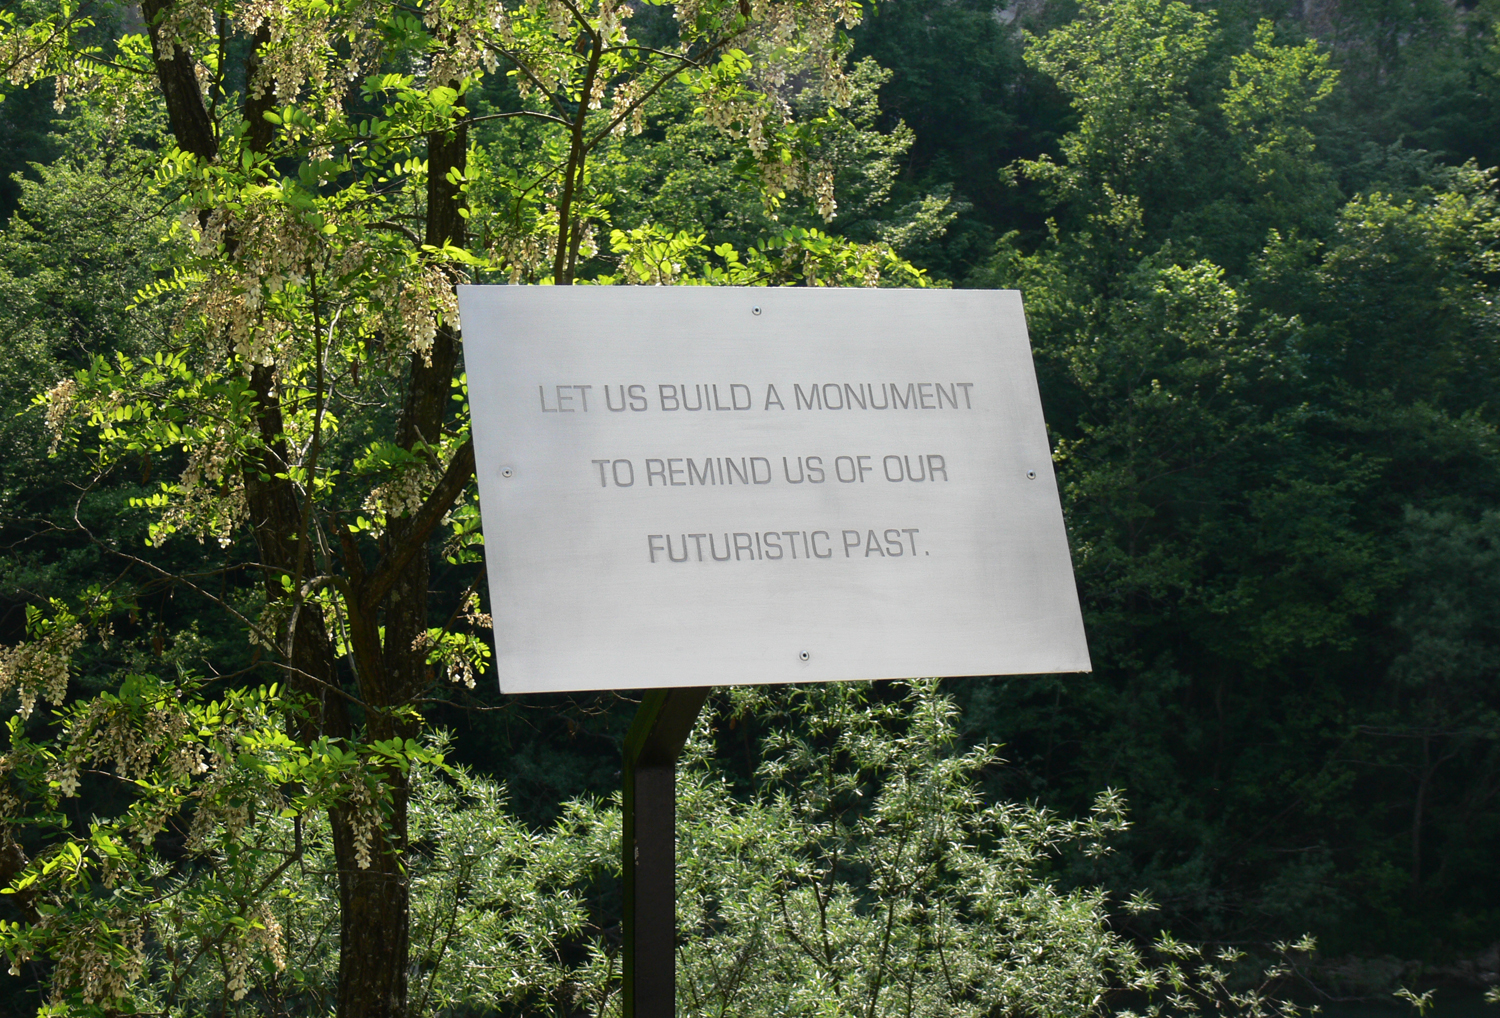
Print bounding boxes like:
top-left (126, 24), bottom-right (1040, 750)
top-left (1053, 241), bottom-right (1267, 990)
top-left (966, 0), bottom-right (1500, 961)
top-left (0, 0), bottom-right (929, 1013)
top-left (0, 662), bottom-right (1321, 1017)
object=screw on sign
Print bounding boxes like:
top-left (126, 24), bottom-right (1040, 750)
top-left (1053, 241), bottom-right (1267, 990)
top-left (457, 287), bottom-right (1090, 1018)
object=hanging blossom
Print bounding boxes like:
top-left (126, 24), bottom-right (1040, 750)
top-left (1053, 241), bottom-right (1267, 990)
top-left (177, 203), bottom-right (328, 369)
top-left (392, 262), bottom-right (461, 366)
top-left (346, 774), bottom-right (379, 870)
top-left (146, 416), bottom-right (250, 548)
top-left (362, 431), bottom-right (470, 532)
top-left (411, 593), bottom-right (491, 690)
top-left (42, 377), bottom-right (77, 455)
top-left (362, 461), bottom-right (437, 535)
top-left (424, 0), bottom-right (509, 82)
top-left (46, 696), bottom-right (204, 807)
top-left (152, 482), bottom-right (249, 549)
top-left (225, 0), bottom-right (388, 119)
top-left (0, 622), bottom-right (83, 721)
top-left (462, 589), bottom-right (492, 631)
top-left (154, 0), bottom-right (216, 62)
top-left (610, 78), bottom-right (647, 136)
top-left (223, 903), bottom-right (286, 1001)
top-left (183, 772), bottom-right (247, 855)
top-left (44, 920), bottom-right (146, 1007)
top-left (680, 0), bottom-right (863, 214)
top-left (815, 165), bottom-right (837, 221)
top-left (1, 24), bottom-right (51, 88)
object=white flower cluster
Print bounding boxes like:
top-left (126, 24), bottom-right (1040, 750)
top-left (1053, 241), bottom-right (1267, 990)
top-left (0, 621), bottom-right (82, 721)
top-left (256, 903), bottom-right (287, 972)
top-left (222, 903), bottom-right (286, 1001)
top-left (596, 0), bottom-right (632, 46)
top-left (120, 727), bottom-right (212, 848)
top-left (42, 378), bottom-right (76, 456)
top-left (49, 698), bottom-right (201, 798)
top-left (410, 592), bottom-right (491, 688)
top-left (186, 781), bottom-right (249, 855)
top-left (412, 627), bottom-right (476, 687)
top-left (391, 263), bottom-right (460, 366)
top-left (152, 420), bottom-right (249, 548)
top-left (51, 69), bottom-right (73, 112)
top-left (448, 655), bottom-right (478, 689)
top-left (346, 776), bottom-right (378, 870)
top-left (1, 24), bottom-right (50, 89)
top-left (154, 0), bottom-right (215, 62)
top-left (238, 0), bottom-right (388, 118)
top-left (167, 734), bottom-right (213, 781)
top-left (684, 0), bottom-right (862, 218)
top-left (0, 757), bottom-right (20, 826)
top-left (815, 165), bottom-right (837, 222)
top-left (363, 460), bottom-right (437, 533)
top-left (45, 919), bottom-right (145, 1007)
top-left (180, 204), bottom-right (328, 369)
top-left (48, 761), bottom-right (81, 798)
top-left (462, 590), bottom-right (493, 631)
top-left (424, 0), bottom-right (509, 82)
top-left (545, 0), bottom-right (573, 38)
top-left (609, 79), bottom-right (647, 136)
top-left (488, 226), bottom-right (556, 284)
top-left (504, 0), bottom-right (630, 99)
top-left (155, 477), bottom-right (249, 550)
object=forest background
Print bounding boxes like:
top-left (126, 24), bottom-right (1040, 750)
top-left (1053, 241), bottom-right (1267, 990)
top-left (0, 0), bottom-right (1498, 1012)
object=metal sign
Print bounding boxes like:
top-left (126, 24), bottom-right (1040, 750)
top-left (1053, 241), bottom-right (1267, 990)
top-left (457, 286), bottom-right (1089, 694)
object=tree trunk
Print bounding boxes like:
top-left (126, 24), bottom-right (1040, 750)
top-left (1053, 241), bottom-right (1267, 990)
top-left (333, 799), bottom-right (412, 1018)
top-left (1411, 734), bottom-right (1429, 899)
top-left (137, 11), bottom-right (475, 1017)
top-left (139, 0), bottom-right (215, 162)
top-left (334, 91), bottom-right (471, 1018)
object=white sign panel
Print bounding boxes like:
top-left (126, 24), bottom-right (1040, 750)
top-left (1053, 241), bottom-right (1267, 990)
top-left (457, 286), bottom-right (1089, 694)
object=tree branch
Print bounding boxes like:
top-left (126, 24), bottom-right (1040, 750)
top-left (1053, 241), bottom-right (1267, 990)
top-left (494, 50), bottom-right (574, 119)
top-left (582, 33), bottom-right (740, 157)
top-left (554, 31), bottom-right (604, 283)
top-left (462, 109), bottom-right (571, 128)
top-left (359, 438), bottom-right (475, 614)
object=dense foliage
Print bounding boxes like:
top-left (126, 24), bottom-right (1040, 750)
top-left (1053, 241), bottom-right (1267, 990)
top-left (959, 0), bottom-right (1500, 964)
top-left (0, 0), bottom-right (1498, 1012)
top-left (0, 0), bottom-right (931, 1011)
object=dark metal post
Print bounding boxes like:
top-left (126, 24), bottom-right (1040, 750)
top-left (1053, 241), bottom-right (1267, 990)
top-left (622, 687), bottom-right (710, 1018)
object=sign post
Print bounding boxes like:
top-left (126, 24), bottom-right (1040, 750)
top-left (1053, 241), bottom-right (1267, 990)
top-left (620, 687), bottom-right (710, 1018)
top-left (456, 286), bottom-right (1091, 1017)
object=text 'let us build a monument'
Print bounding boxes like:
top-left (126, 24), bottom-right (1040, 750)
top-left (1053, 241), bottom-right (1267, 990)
top-left (457, 287), bottom-right (1089, 694)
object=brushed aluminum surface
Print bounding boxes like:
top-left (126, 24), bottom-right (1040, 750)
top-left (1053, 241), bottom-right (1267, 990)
top-left (457, 286), bottom-right (1090, 694)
